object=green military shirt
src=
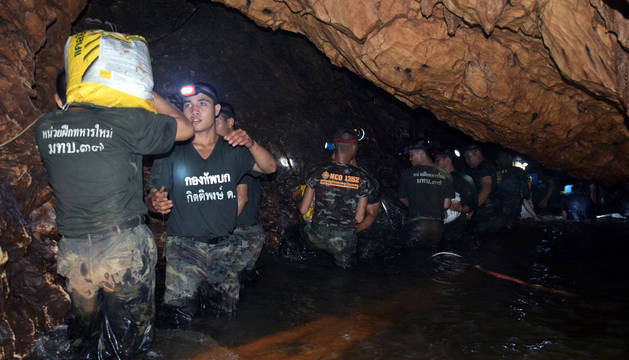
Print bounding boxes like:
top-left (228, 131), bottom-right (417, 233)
top-left (35, 106), bottom-right (177, 237)
top-left (147, 139), bottom-right (254, 238)
top-left (399, 165), bottom-right (455, 220)
top-left (305, 162), bottom-right (370, 231)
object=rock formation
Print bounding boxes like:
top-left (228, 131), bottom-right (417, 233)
top-left (0, 1), bottom-right (85, 358)
top-left (212, 0), bottom-right (629, 184)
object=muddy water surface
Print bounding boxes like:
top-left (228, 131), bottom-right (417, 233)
top-left (150, 221), bottom-right (629, 359)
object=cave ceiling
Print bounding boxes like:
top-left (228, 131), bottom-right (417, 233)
top-left (207, 0), bottom-right (629, 185)
top-left (76, 0), bottom-right (629, 184)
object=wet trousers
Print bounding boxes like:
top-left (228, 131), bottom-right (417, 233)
top-left (163, 234), bottom-right (248, 315)
top-left (57, 223), bottom-right (157, 359)
top-left (405, 218), bottom-right (444, 250)
top-left (472, 200), bottom-right (506, 234)
top-left (304, 223), bottom-right (356, 268)
top-left (232, 224), bottom-right (266, 271)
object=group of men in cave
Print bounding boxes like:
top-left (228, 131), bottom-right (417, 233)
top-left (35, 76), bottom-right (277, 358)
top-left (35, 67), bottom-right (547, 358)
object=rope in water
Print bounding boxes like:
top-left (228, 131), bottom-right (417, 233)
top-left (431, 252), bottom-right (577, 297)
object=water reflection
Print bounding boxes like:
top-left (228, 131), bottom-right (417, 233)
top-left (149, 221), bottom-right (629, 359)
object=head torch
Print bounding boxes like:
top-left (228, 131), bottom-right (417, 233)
top-left (325, 128), bottom-right (365, 151)
top-left (179, 83), bottom-right (217, 102)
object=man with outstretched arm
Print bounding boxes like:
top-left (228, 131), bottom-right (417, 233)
top-left (145, 82), bottom-right (276, 324)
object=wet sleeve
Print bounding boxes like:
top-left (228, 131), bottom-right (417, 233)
top-left (238, 173), bottom-right (255, 186)
top-left (367, 176), bottom-right (382, 204)
top-left (147, 154), bottom-right (173, 193)
top-left (305, 169), bottom-right (319, 189)
top-left (236, 146), bottom-right (256, 179)
top-left (130, 109), bottom-right (177, 155)
top-left (358, 174), bottom-right (370, 198)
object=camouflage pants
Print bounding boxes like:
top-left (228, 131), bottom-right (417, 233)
top-left (163, 234), bottom-right (248, 314)
top-left (58, 222), bottom-right (157, 359)
top-left (304, 223), bottom-right (356, 268)
top-left (233, 224), bottom-right (266, 271)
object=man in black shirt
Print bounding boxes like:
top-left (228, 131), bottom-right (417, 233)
top-left (399, 141), bottom-right (454, 249)
top-left (495, 151), bottom-right (540, 227)
top-left (146, 82), bottom-right (276, 320)
top-left (36, 70), bottom-right (193, 358)
top-left (463, 143), bottom-right (504, 233)
top-left (434, 149), bottom-right (477, 247)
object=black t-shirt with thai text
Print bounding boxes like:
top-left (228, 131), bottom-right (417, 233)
top-left (399, 165), bottom-right (455, 220)
top-left (236, 174), bottom-right (261, 226)
top-left (148, 138), bottom-right (254, 238)
top-left (35, 106), bottom-right (177, 237)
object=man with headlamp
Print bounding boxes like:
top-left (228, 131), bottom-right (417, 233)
top-left (145, 82), bottom-right (276, 322)
top-left (299, 128), bottom-right (370, 268)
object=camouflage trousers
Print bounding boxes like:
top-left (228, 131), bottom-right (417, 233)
top-left (233, 224), bottom-right (266, 271)
top-left (163, 233), bottom-right (248, 314)
top-left (57, 222), bottom-right (157, 359)
top-left (304, 223), bottom-right (357, 268)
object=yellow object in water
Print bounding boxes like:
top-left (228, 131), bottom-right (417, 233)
top-left (64, 30), bottom-right (156, 112)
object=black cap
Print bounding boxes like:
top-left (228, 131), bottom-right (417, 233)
top-left (218, 102), bottom-right (235, 119)
top-left (463, 143), bottom-right (481, 152)
top-left (434, 148), bottom-right (455, 159)
top-left (407, 140), bottom-right (431, 152)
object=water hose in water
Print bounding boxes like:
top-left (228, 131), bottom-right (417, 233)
top-left (431, 252), bottom-right (577, 297)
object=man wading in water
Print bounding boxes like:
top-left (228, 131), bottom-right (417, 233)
top-left (146, 82), bottom-right (276, 324)
top-left (35, 70), bottom-right (193, 358)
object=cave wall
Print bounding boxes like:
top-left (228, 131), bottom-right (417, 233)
top-left (212, 0), bottom-right (629, 185)
top-left (0, 1), bottom-right (85, 358)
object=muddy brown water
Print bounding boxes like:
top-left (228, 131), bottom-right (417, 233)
top-left (147, 220), bottom-right (629, 360)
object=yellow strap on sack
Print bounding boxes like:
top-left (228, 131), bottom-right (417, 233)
top-left (65, 30), bottom-right (156, 112)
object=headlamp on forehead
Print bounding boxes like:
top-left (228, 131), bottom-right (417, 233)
top-left (179, 83), bottom-right (218, 102)
top-left (180, 85), bottom-right (197, 96)
top-left (353, 128), bottom-right (365, 141)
